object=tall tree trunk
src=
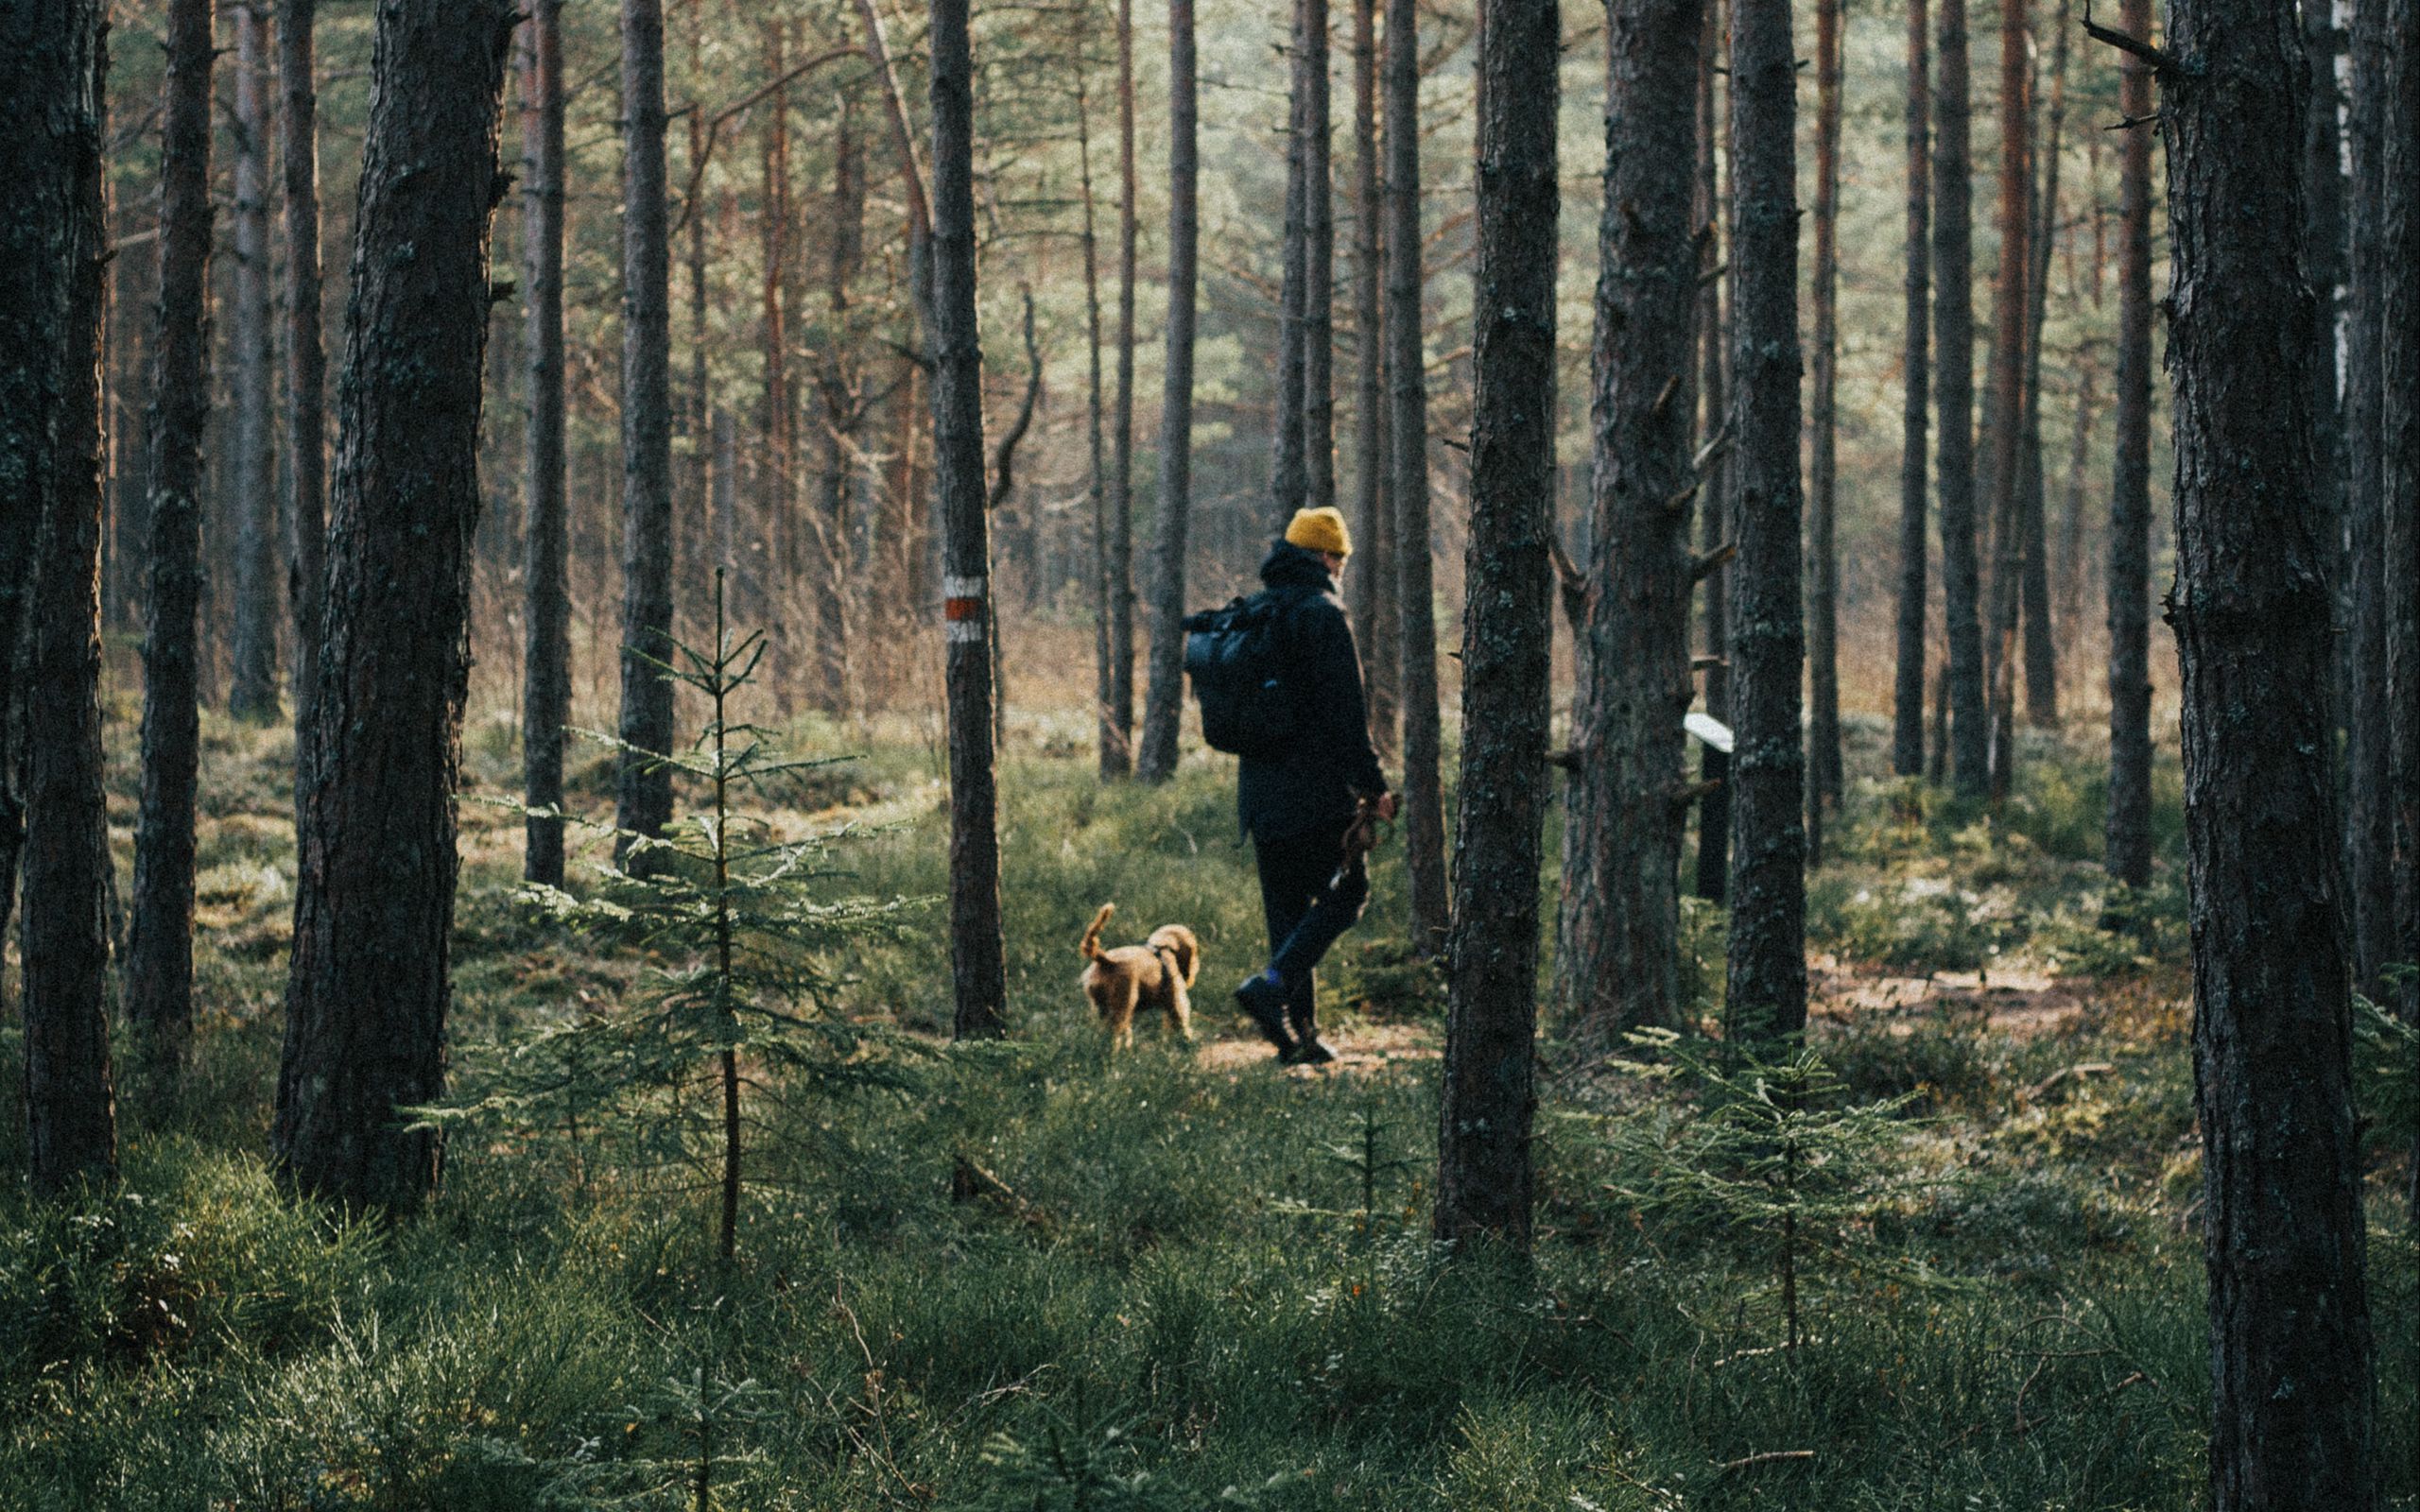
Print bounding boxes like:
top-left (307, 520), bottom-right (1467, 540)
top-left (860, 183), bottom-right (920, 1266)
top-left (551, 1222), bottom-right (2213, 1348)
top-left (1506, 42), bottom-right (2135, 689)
top-left (1722, 0), bottom-right (1805, 1042)
top-left (1303, 0), bottom-right (1337, 518)
top-left (275, 0), bottom-right (515, 1211)
top-left (2156, 0), bottom-right (2378, 1486)
top-left (2384, 0), bottom-right (2420, 1052)
top-left (1351, 0), bottom-right (1398, 753)
top-left (229, 1), bottom-right (281, 721)
top-left (816, 91), bottom-right (863, 717)
top-left (927, 0), bottom-right (1007, 1038)
top-left (1082, 67), bottom-right (1115, 774)
top-left (1107, 0), bottom-right (1139, 772)
top-left (615, 0), bottom-right (677, 862)
top-left (1136, 0), bottom-right (1199, 783)
top-left (108, 197), bottom-right (155, 643)
top-left (758, 21), bottom-right (793, 658)
top-left (521, 0), bottom-right (569, 887)
top-left (1693, 3), bottom-right (1731, 903)
top-left (126, 0), bottom-right (216, 1060)
top-left (1936, 0), bottom-right (1987, 796)
top-left (1893, 0), bottom-right (1932, 778)
top-left (1980, 0), bottom-right (2030, 799)
top-left (1271, 0), bottom-right (1314, 525)
top-left (282, 0), bottom-right (327, 741)
top-left (1436, 0), bottom-right (1558, 1252)
top-left (1805, 0), bottom-right (1842, 855)
top-left (2103, 0), bottom-right (2154, 892)
top-left (683, 2), bottom-right (710, 636)
top-left (2017, 0), bottom-right (2069, 730)
top-left (1557, 0), bottom-right (1700, 1036)
top-left (2342, 0), bottom-right (2393, 990)
top-left (1387, 0), bottom-right (1448, 950)
top-left (5, 0), bottom-right (117, 1192)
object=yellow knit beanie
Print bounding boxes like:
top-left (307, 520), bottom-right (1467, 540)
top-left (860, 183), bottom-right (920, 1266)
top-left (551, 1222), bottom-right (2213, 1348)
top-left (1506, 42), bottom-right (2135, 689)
top-left (1284, 506), bottom-right (1352, 558)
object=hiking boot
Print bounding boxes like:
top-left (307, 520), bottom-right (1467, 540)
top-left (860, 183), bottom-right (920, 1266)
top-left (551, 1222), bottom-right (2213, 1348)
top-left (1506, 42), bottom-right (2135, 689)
top-left (1284, 1035), bottom-right (1338, 1066)
top-left (1235, 972), bottom-right (1298, 1056)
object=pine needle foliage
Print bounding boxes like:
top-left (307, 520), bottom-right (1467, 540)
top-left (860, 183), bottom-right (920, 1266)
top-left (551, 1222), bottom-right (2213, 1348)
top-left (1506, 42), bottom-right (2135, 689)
top-left (423, 576), bottom-right (925, 1263)
top-left (1599, 1030), bottom-right (1935, 1350)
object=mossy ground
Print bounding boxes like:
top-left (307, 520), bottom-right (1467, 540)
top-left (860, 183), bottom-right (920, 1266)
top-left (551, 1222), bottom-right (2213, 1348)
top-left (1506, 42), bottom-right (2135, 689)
top-left (1, 699), bottom-right (2411, 1510)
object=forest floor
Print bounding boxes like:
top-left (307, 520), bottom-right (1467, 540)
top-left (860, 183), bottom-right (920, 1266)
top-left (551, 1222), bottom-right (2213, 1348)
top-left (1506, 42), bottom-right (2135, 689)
top-left (2, 696), bottom-right (2413, 1510)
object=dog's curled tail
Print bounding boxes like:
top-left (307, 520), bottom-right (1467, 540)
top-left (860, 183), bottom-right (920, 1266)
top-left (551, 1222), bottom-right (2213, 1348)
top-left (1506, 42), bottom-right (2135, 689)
top-left (1078, 902), bottom-right (1115, 961)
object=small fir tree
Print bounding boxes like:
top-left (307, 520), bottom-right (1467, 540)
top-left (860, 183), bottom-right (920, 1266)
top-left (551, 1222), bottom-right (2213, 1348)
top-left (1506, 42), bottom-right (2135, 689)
top-left (425, 575), bottom-right (922, 1262)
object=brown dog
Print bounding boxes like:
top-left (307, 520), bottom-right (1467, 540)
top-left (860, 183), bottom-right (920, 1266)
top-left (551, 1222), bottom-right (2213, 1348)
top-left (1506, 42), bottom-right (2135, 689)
top-left (1077, 903), bottom-right (1199, 1050)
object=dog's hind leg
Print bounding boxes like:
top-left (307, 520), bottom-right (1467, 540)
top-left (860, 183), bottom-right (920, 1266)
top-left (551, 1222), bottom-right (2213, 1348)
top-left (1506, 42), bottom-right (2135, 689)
top-left (1166, 981), bottom-right (1194, 1044)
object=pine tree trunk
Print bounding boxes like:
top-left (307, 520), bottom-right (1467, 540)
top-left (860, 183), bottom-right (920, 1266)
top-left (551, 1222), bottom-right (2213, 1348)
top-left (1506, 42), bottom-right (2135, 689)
top-left (1806, 0), bottom-right (1842, 854)
top-left (1979, 0), bottom-right (2030, 799)
top-left (1107, 0), bottom-right (1139, 772)
top-left (2160, 0), bottom-right (2378, 1486)
top-left (759, 22), bottom-right (793, 660)
top-left (928, 0), bottom-right (1007, 1039)
top-left (126, 0), bottom-right (216, 1058)
top-left (1351, 0), bottom-right (1398, 752)
top-left (816, 93), bottom-right (863, 717)
top-left (2342, 0), bottom-right (2393, 991)
top-left (1722, 0), bottom-right (1805, 1043)
top-left (1693, 7), bottom-right (1731, 904)
top-left (1083, 69), bottom-right (1115, 773)
top-left (1304, 0), bottom-right (1337, 519)
top-left (615, 0), bottom-right (677, 862)
top-left (2103, 0), bottom-right (2154, 892)
top-left (1271, 0), bottom-right (1314, 525)
top-left (1893, 0), bottom-right (1932, 779)
top-left (282, 0), bottom-right (326, 740)
top-left (2017, 0), bottom-right (2069, 730)
top-left (1436, 0), bottom-right (1558, 1252)
top-left (2384, 0), bottom-right (2420, 1051)
top-left (5, 0), bottom-right (117, 1192)
top-left (1935, 0), bottom-right (1987, 797)
top-left (108, 196), bottom-right (154, 642)
top-left (1136, 0), bottom-right (1198, 784)
top-left (275, 0), bottom-right (514, 1211)
top-left (1557, 0), bottom-right (1700, 1036)
top-left (521, 0), bottom-right (569, 888)
top-left (1387, 0), bottom-right (1449, 950)
top-left (228, 2), bottom-right (281, 722)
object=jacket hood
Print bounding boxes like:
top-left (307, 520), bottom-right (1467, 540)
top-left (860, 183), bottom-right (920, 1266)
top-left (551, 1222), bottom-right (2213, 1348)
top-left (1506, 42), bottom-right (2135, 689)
top-left (1259, 539), bottom-right (1337, 593)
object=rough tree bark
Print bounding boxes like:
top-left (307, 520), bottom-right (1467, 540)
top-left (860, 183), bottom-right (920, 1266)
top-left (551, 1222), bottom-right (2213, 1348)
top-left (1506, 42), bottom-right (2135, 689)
top-left (4, 0), bottom-right (118, 1193)
top-left (1693, 5), bottom-right (1730, 903)
top-left (2017, 0), bottom-right (2070, 730)
top-left (1979, 0), bottom-right (2030, 798)
top-left (1351, 0), bottom-right (1398, 752)
top-left (229, 0), bottom-right (280, 722)
top-left (2102, 0), bottom-right (2153, 892)
top-left (615, 0), bottom-right (676, 863)
top-left (126, 0), bottom-right (216, 1059)
top-left (816, 90), bottom-right (864, 716)
top-left (1136, 0), bottom-right (1199, 783)
top-left (2385, 0), bottom-right (2420, 1051)
top-left (758, 21), bottom-right (794, 653)
top-left (928, 0), bottom-right (1008, 1039)
top-left (1893, 0), bottom-right (1932, 778)
top-left (1556, 0), bottom-right (1700, 1037)
top-left (1436, 0), bottom-right (1558, 1252)
top-left (520, 0), bottom-right (568, 887)
top-left (1304, 0), bottom-right (1337, 519)
top-left (1081, 68), bottom-right (1114, 777)
top-left (1806, 0), bottom-right (1843, 860)
top-left (1106, 0), bottom-right (1140, 773)
top-left (1388, 0), bottom-right (1449, 950)
top-left (2342, 0), bottom-right (2392, 990)
top-left (1722, 0), bottom-right (1806, 1042)
top-left (1936, 0), bottom-right (1987, 796)
top-left (1271, 0), bottom-right (1314, 525)
top-left (2155, 0), bottom-right (2378, 1489)
top-left (283, 0), bottom-right (327, 735)
top-left (274, 0), bottom-right (515, 1211)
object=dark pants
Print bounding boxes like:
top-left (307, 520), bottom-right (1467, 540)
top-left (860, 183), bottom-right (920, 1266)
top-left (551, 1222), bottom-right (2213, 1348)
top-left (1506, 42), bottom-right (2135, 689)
top-left (1253, 818), bottom-right (1372, 1039)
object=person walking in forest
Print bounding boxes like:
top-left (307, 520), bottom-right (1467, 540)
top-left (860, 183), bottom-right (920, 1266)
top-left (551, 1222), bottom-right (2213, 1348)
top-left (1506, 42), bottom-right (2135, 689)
top-left (1219, 507), bottom-right (1398, 1065)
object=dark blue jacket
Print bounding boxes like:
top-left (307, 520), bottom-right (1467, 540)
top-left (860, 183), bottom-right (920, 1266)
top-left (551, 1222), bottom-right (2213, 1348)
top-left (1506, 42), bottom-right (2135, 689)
top-left (1236, 541), bottom-right (1389, 843)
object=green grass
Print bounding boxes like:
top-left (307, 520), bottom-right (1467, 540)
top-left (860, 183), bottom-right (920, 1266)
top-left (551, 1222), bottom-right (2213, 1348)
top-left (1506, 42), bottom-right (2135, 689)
top-left (1, 707), bottom-right (2412, 1509)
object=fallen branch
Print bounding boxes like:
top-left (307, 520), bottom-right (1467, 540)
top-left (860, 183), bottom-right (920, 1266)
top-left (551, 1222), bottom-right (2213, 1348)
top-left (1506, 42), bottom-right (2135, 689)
top-left (1714, 1450), bottom-right (1815, 1473)
top-left (2022, 1061), bottom-right (2115, 1101)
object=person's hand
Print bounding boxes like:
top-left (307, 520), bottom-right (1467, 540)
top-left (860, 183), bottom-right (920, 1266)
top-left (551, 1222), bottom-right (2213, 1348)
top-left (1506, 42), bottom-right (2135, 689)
top-left (1373, 792), bottom-right (1401, 822)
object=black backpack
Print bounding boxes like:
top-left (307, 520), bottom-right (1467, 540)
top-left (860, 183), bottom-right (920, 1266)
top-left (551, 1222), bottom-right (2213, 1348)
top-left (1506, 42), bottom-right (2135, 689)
top-left (1182, 589), bottom-right (1298, 760)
